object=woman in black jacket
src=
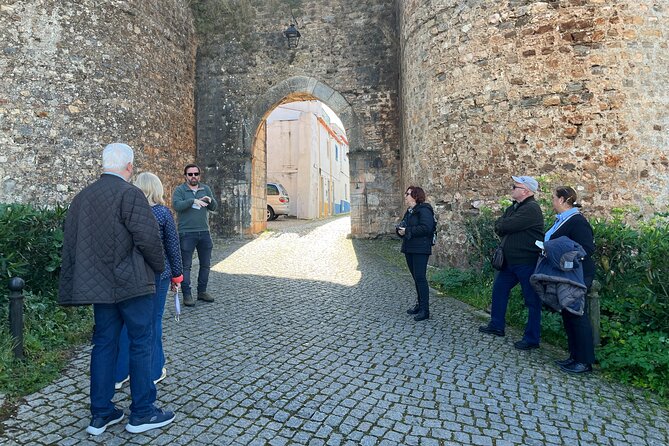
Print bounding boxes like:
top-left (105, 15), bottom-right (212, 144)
top-left (545, 186), bottom-right (596, 374)
top-left (396, 186), bottom-right (436, 321)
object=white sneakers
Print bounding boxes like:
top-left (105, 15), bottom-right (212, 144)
top-left (154, 367), bottom-right (167, 385)
top-left (114, 376), bottom-right (129, 390)
top-left (114, 367), bottom-right (166, 390)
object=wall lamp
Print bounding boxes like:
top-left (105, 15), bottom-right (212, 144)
top-left (283, 23), bottom-right (301, 48)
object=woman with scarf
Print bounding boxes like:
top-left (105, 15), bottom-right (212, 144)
top-left (546, 186), bottom-right (596, 374)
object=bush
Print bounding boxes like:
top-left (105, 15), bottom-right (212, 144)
top-left (462, 207), bottom-right (499, 270)
top-left (593, 216), bottom-right (669, 332)
top-left (0, 203), bottom-right (66, 301)
top-left (598, 331), bottom-right (669, 398)
top-left (0, 203), bottom-right (92, 397)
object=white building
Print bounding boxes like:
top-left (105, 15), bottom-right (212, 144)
top-left (266, 101), bottom-right (350, 219)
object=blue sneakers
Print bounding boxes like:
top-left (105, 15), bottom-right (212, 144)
top-left (86, 408), bottom-right (124, 435)
top-left (125, 408), bottom-right (176, 433)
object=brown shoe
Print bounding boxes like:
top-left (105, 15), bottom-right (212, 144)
top-left (198, 292), bottom-right (214, 302)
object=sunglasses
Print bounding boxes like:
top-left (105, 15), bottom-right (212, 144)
top-left (512, 185), bottom-right (526, 190)
top-left (186, 172), bottom-right (200, 177)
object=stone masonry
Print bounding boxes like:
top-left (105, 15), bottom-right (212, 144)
top-left (0, 0), bottom-right (197, 205)
top-left (2, 1), bottom-right (669, 265)
top-left (399, 0), bottom-right (669, 265)
top-left (194, 0), bottom-right (401, 237)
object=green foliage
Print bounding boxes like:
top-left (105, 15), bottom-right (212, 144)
top-left (435, 206), bottom-right (669, 404)
top-left (598, 331), bottom-right (669, 398)
top-left (462, 207), bottom-right (498, 270)
top-left (430, 267), bottom-right (478, 292)
top-left (593, 216), bottom-right (669, 333)
top-left (0, 203), bottom-right (66, 303)
top-left (0, 203), bottom-right (93, 397)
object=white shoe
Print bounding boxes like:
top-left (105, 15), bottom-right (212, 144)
top-left (153, 367), bottom-right (167, 385)
top-left (114, 376), bottom-right (129, 390)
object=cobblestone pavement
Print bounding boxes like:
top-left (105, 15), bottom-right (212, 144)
top-left (2, 216), bottom-right (668, 445)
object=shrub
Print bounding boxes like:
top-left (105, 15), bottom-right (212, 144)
top-left (598, 331), bottom-right (669, 398)
top-left (0, 203), bottom-right (66, 301)
top-left (593, 216), bottom-right (669, 334)
top-left (462, 207), bottom-right (499, 270)
top-left (0, 203), bottom-right (92, 397)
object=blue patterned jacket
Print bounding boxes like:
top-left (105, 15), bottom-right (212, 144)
top-left (152, 204), bottom-right (183, 281)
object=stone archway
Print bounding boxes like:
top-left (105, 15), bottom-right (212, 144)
top-left (245, 76), bottom-right (359, 234)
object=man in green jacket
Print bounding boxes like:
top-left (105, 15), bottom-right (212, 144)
top-left (172, 164), bottom-right (218, 306)
top-left (479, 175), bottom-right (545, 350)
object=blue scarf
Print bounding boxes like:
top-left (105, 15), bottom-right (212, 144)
top-left (545, 207), bottom-right (580, 241)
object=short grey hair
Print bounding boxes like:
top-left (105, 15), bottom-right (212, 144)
top-left (102, 143), bottom-right (134, 171)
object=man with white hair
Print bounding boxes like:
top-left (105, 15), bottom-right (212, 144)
top-left (59, 143), bottom-right (176, 435)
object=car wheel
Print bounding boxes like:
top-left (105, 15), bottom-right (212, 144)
top-left (267, 206), bottom-right (275, 221)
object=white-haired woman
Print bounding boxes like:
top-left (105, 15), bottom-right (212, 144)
top-left (115, 172), bottom-right (183, 388)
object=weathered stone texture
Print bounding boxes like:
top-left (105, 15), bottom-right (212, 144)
top-left (195, 0), bottom-right (401, 237)
top-left (0, 0), bottom-right (196, 205)
top-left (399, 0), bottom-right (669, 265)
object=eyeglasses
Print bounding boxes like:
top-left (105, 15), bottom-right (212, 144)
top-left (512, 185), bottom-right (526, 191)
top-left (186, 172), bottom-right (200, 177)
top-left (404, 192), bottom-right (411, 196)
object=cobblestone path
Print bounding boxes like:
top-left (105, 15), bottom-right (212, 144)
top-left (1, 216), bottom-right (667, 445)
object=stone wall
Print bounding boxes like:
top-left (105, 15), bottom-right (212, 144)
top-left (399, 0), bottom-right (669, 265)
top-left (194, 0), bottom-right (401, 237)
top-left (0, 0), bottom-right (197, 205)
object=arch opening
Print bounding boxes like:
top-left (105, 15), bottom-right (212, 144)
top-left (246, 77), bottom-right (358, 235)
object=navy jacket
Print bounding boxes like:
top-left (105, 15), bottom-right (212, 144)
top-left (530, 236), bottom-right (588, 315)
top-left (548, 213), bottom-right (595, 287)
top-left (396, 202), bottom-right (435, 255)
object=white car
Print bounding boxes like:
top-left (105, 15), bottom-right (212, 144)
top-left (267, 182), bottom-right (290, 221)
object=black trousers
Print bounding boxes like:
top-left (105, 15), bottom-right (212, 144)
top-left (405, 253), bottom-right (430, 314)
top-left (562, 304), bottom-right (596, 365)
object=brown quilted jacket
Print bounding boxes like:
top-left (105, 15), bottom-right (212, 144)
top-left (58, 174), bottom-right (165, 305)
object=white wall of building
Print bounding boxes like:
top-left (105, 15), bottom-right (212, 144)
top-left (266, 101), bottom-right (350, 219)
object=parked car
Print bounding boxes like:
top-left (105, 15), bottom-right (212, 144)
top-left (267, 182), bottom-right (290, 221)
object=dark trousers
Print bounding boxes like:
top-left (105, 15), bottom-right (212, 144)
top-left (180, 231), bottom-right (213, 296)
top-left (562, 306), bottom-right (596, 364)
top-left (405, 253), bottom-right (430, 314)
top-left (490, 263), bottom-right (542, 345)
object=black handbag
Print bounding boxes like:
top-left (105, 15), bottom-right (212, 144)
top-left (491, 236), bottom-right (507, 270)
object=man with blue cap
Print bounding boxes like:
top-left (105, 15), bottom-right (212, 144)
top-left (479, 175), bottom-right (545, 350)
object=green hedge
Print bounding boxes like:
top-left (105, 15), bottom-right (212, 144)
top-left (592, 215), bottom-right (669, 396)
top-left (0, 203), bottom-right (92, 397)
top-left (432, 208), bottom-right (669, 399)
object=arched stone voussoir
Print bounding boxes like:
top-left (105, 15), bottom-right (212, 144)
top-left (247, 76), bottom-right (357, 148)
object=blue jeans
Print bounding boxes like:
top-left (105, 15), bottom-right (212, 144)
top-left (180, 231), bottom-right (213, 296)
top-left (490, 263), bottom-right (542, 345)
top-left (91, 294), bottom-right (156, 418)
top-left (116, 274), bottom-right (170, 383)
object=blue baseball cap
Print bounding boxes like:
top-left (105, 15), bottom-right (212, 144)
top-left (512, 175), bottom-right (539, 193)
